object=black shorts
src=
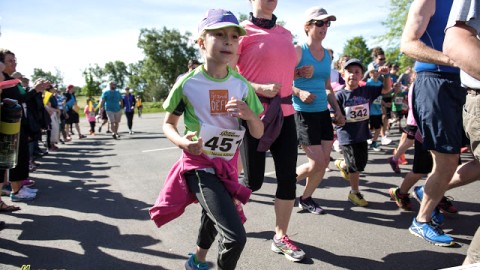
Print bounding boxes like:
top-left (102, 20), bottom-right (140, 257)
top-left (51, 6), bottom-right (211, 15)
top-left (295, 110), bottom-right (334, 145)
top-left (413, 71), bottom-right (466, 153)
top-left (342, 141), bottom-right (368, 173)
top-left (369, 115), bottom-right (383, 129)
top-left (403, 125), bottom-right (418, 140)
top-left (66, 110), bottom-right (79, 124)
top-left (412, 140), bottom-right (433, 174)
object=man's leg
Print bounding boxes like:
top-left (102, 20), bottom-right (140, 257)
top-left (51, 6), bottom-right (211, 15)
top-left (416, 151), bottom-right (458, 222)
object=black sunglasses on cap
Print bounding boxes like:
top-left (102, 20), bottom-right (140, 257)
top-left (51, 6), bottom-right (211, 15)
top-left (310, 20), bottom-right (331, 27)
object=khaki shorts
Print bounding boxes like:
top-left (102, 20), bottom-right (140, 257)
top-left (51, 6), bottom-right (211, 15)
top-left (463, 92), bottom-right (480, 161)
top-left (106, 111), bottom-right (122, 123)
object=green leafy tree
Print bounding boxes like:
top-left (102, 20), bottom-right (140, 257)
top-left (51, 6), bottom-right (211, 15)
top-left (127, 61), bottom-right (146, 95)
top-left (376, 0), bottom-right (414, 72)
top-left (104, 60), bottom-right (130, 89)
top-left (137, 27), bottom-right (198, 100)
top-left (342, 36), bottom-right (372, 67)
top-left (82, 70), bottom-right (102, 98)
top-left (378, 0), bottom-right (413, 47)
top-left (31, 68), bottom-right (64, 86)
top-left (82, 65), bottom-right (104, 97)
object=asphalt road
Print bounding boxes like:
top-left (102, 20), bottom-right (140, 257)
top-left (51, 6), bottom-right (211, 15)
top-left (0, 112), bottom-right (478, 270)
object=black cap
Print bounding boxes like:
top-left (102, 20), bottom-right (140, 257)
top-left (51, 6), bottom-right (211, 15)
top-left (343, 58), bottom-right (365, 72)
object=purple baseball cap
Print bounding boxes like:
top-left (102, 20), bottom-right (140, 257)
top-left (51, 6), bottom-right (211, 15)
top-left (198, 9), bottom-right (246, 37)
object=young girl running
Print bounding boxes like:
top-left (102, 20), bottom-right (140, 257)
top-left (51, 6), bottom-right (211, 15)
top-left (150, 9), bottom-right (264, 270)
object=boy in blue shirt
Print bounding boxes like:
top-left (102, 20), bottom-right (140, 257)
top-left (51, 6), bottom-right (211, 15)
top-left (334, 59), bottom-right (391, 206)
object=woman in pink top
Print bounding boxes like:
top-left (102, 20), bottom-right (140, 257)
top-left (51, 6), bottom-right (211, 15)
top-left (232, 0), bottom-right (305, 262)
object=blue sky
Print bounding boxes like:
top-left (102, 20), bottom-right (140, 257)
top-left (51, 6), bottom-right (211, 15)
top-left (1, 0), bottom-right (389, 86)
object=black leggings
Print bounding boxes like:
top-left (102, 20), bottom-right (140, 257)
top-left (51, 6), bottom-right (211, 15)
top-left (240, 115), bottom-right (298, 200)
top-left (185, 170), bottom-right (246, 270)
top-left (89, 121), bottom-right (96, 133)
top-left (125, 111), bottom-right (134, 130)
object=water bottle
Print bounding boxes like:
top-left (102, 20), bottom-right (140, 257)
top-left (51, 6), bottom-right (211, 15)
top-left (0, 98), bottom-right (22, 169)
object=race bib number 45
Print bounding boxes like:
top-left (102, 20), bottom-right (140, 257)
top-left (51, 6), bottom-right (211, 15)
top-left (345, 103), bottom-right (370, 122)
top-left (199, 123), bottom-right (245, 161)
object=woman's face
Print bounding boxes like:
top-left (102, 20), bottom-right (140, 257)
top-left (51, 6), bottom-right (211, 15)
top-left (3, 53), bottom-right (16, 74)
top-left (305, 19), bottom-right (330, 40)
top-left (251, 0), bottom-right (277, 14)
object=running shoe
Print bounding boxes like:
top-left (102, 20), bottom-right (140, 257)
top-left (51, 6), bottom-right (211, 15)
top-left (185, 253), bottom-right (209, 270)
top-left (409, 218), bottom-right (454, 247)
top-left (389, 187), bottom-right (412, 210)
top-left (388, 157), bottom-right (401, 174)
top-left (381, 136), bottom-right (392, 145)
top-left (348, 192), bottom-right (368, 207)
top-left (22, 186), bottom-right (38, 194)
top-left (438, 196), bottom-right (458, 214)
top-left (335, 159), bottom-right (350, 181)
top-left (370, 141), bottom-right (381, 152)
top-left (413, 186), bottom-right (446, 226)
top-left (400, 154), bottom-right (408, 165)
top-left (298, 196), bottom-right (325, 215)
top-left (10, 188), bottom-right (36, 202)
top-left (271, 235), bottom-right (306, 262)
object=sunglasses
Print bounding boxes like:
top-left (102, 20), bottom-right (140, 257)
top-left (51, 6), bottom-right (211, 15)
top-left (378, 57), bottom-right (386, 61)
top-left (310, 20), bottom-right (331, 27)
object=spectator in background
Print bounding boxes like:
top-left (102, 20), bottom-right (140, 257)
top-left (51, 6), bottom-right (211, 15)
top-left (45, 84), bottom-right (61, 151)
top-left (136, 95), bottom-right (143, 118)
top-left (364, 47), bottom-right (386, 81)
top-left (55, 87), bottom-right (70, 143)
top-left (0, 48), bottom-right (37, 202)
top-left (327, 48), bottom-right (340, 84)
top-left (389, 63), bottom-right (400, 83)
top-left (398, 65), bottom-right (414, 86)
top-left (175, 59), bottom-right (201, 82)
top-left (64, 84), bottom-right (86, 140)
top-left (123, 87), bottom-right (136, 134)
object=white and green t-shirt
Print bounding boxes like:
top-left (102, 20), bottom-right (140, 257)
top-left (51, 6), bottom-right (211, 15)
top-left (163, 65), bottom-right (264, 135)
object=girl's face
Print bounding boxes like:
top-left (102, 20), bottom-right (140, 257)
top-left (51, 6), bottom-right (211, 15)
top-left (199, 27), bottom-right (240, 65)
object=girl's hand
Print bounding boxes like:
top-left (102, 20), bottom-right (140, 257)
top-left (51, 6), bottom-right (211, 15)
top-left (225, 96), bottom-right (255, 121)
top-left (182, 131), bottom-right (203, 155)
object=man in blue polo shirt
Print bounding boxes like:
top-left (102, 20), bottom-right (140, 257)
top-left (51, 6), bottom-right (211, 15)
top-left (100, 81), bottom-right (123, 139)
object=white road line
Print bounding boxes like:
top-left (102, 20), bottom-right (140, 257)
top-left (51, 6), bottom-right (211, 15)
top-left (142, 147), bottom-right (179, 153)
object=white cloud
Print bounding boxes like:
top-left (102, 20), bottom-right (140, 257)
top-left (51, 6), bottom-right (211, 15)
top-left (1, 0), bottom-right (392, 87)
top-left (2, 29), bottom-right (143, 86)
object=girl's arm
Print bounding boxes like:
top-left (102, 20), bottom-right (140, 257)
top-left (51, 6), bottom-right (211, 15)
top-left (163, 112), bottom-right (203, 155)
